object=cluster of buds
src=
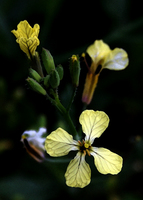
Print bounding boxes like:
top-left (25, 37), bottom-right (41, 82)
top-left (11, 20), bottom-right (81, 98)
top-left (41, 48), bottom-right (63, 89)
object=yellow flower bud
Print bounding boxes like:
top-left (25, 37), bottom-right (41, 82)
top-left (11, 20), bottom-right (40, 59)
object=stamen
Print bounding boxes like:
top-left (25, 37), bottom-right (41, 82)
top-left (86, 149), bottom-right (91, 156)
top-left (78, 140), bottom-right (82, 145)
top-left (83, 150), bottom-right (86, 156)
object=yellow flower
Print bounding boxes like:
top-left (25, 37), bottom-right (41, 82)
top-left (82, 40), bottom-right (129, 104)
top-left (45, 110), bottom-right (123, 188)
top-left (11, 20), bottom-right (40, 59)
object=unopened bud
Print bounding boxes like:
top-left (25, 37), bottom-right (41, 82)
top-left (43, 75), bottom-right (50, 88)
top-left (26, 77), bottom-right (46, 95)
top-left (49, 70), bottom-right (60, 89)
top-left (56, 64), bottom-right (64, 80)
top-left (69, 55), bottom-right (80, 87)
top-left (29, 68), bottom-right (42, 82)
top-left (41, 48), bottom-right (55, 74)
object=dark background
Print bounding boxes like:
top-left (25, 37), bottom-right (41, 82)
top-left (0, 0), bottom-right (143, 199)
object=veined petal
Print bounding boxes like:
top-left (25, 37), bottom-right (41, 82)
top-left (86, 40), bottom-right (111, 66)
top-left (11, 20), bottom-right (40, 58)
top-left (103, 48), bottom-right (129, 70)
top-left (65, 152), bottom-right (91, 188)
top-left (31, 24), bottom-right (40, 38)
top-left (79, 110), bottom-right (109, 144)
top-left (18, 36), bottom-right (39, 58)
top-left (27, 36), bottom-right (40, 55)
top-left (45, 128), bottom-right (78, 157)
top-left (91, 147), bottom-right (123, 174)
top-left (17, 20), bottom-right (34, 39)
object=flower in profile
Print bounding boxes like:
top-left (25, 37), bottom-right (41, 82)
top-left (82, 40), bottom-right (129, 104)
top-left (21, 127), bottom-right (46, 162)
top-left (45, 110), bottom-right (123, 188)
top-left (11, 20), bottom-right (40, 59)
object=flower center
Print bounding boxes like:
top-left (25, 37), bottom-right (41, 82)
top-left (78, 140), bottom-right (91, 156)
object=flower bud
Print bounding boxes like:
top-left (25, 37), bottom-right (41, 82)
top-left (26, 77), bottom-right (46, 95)
top-left (41, 48), bottom-right (55, 74)
top-left (43, 75), bottom-right (50, 88)
top-left (56, 64), bottom-right (64, 80)
top-left (69, 55), bottom-right (80, 87)
top-left (29, 68), bottom-right (42, 82)
top-left (49, 70), bottom-right (60, 89)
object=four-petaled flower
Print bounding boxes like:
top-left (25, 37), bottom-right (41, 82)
top-left (21, 127), bottom-right (46, 162)
top-left (45, 110), bottom-right (123, 188)
top-left (11, 20), bottom-right (40, 59)
top-left (82, 40), bottom-right (129, 104)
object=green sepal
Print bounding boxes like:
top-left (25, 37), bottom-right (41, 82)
top-left (41, 48), bottom-right (55, 74)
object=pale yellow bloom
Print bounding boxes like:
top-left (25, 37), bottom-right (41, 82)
top-left (11, 20), bottom-right (40, 59)
top-left (45, 110), bottom-right (123, 188)
top-left (86, 40), bottom-right (129, 71)
top-left (82, 40), bottom-right (129, 104)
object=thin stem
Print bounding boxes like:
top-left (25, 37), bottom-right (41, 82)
top-left (66, 87), bottom-right (77, 113)
top-left (56, 98), bottom-right (78, 138)
top-left (46, 92), bottom-right (78, 138)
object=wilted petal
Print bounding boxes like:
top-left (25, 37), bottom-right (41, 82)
top-left (65, 152), bottom-right (91, 188)
top-left (79, 110), bottom-right (109, 144)
top-left (45, 128), bottom-right (78, 157)
top-left (103, 48), bottom-right (129, 70)
top-left (91, 147), bottom-right (123, 174)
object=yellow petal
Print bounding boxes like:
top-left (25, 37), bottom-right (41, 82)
top-left (17, 20), bottom-right (34, 39)
top-left (86, 40), bottom-right (111, 66)
top-left (32, 24), bottom-right (40, 38)
top-left (91, 147), bottom-right (123, 174)
top-left (103, 48), bottom-right (129, 70)
top-left (45, 128), bottom-right (78, 157)
top-left (17, 36), bottom-right (39, 58)
top-left (79, 110), bottom-right (109, 144)
top-left (11, 20), bottom-right (40, 58)
top-left (11, 29), bottom-right (20, 38)
top-left (65, 152), bottom-right (91, 188)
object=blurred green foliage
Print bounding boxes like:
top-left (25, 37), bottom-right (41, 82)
top-left (1, 0), bottom-right (143, 199)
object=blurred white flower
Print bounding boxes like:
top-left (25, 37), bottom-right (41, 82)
top-left (21, 127), bottom-right (47, 162)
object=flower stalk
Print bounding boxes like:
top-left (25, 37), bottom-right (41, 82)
top-left (12, 20), bottom-right (129, 189)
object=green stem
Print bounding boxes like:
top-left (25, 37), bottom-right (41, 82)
top-left (66, 87), bottom-right (77, 113)
top-left (46, 92), bottom-right (78, 138)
